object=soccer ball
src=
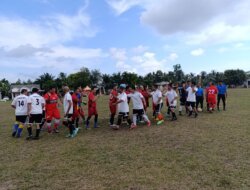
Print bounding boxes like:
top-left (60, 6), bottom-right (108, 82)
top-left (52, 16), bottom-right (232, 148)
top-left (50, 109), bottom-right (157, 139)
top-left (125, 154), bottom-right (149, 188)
top-left (157, 113), bottom-right (164, 121)
top-left (197, 108), bottom-right (203, 112)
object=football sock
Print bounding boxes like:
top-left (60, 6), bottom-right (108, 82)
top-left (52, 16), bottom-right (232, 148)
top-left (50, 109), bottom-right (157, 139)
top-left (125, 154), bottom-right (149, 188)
top-left (27, 127), bottom-right (32, 136)
top-left (133, 114), bottom-right (137, 125)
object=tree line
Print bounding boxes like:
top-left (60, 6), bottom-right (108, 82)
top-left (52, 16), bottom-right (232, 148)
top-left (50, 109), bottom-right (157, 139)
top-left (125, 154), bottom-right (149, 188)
top-left (0, 64), bottom-right (249, 97)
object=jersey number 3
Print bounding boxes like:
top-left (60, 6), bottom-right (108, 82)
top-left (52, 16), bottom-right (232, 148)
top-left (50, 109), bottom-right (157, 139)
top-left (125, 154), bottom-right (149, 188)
top-left (36, 99), bottom-right (40, 105)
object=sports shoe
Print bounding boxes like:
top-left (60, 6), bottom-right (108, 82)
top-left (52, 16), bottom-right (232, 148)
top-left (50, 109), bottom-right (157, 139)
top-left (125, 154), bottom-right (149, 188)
top-left (147, 121), bottom-right (151, 127)
top-left (130, 124), bottom-right (137, 129)
top-left (12, 131), bottom-right (17, 137)
top-left (26, 135), bottom-right (33, 140)
top-left (194, 113), bottom-right (198, 118)
top-left (66, 134), bottom-right (72, 138)
top-left (157, 120), bottom-right (164, 125)
top-left (75, 128), bottom-right (79, 134)
top-left (72, 129), bottom-right (77, 137)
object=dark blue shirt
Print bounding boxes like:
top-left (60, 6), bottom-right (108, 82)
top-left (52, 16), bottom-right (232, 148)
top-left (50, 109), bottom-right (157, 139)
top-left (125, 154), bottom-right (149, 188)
top-left (196, 87), bottom-right (203, 97)
top-left (217, 84), bottom-right (227, 95)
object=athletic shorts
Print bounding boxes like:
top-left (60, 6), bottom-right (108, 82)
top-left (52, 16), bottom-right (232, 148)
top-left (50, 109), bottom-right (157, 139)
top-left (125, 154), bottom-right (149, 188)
top-left (29, 114), bottom-right (43, 124)
top-left (88, 107), bottom-right (98, 117)
top-left (180, 98), bottom-right (186, 106)
top-left (118, 112), bottom-right (129, 118)
top-left (155, 103), bottom-right (163, 113)
top-left (109, 105), bottom-right (117, 115)
top-left (16, 115), bottom-right (27, 123)
top-left (186, 101), bottom-right (196, 108)
top-left (133, 109), bottom-right (144, 115)
top-left (46, 108), bottom-right (60, 121)
top-left (207, 97), bottom-right (216, 105)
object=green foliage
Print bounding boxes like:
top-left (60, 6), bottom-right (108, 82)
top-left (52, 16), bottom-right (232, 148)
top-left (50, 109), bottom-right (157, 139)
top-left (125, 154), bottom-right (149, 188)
top-left (0, 78), bottom-right (11, 97)
top-left (224, 69), bottom-right (246, 86)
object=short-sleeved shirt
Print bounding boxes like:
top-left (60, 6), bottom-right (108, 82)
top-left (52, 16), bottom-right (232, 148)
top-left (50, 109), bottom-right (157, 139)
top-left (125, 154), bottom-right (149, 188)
top-left (109, 89), bottom-right (118, 105)
top-left (207, 86), bottom-right (218, 98)
top-left (28, 93), bottom-right (45, 114)
top-left (196, 87), bottom-right (204, 97)
top-left (88, 92), bottom-right (96, 109)
top-left (164, 89), bottom-right (178, 106)
top-left (63, 92), bottom-right (73, 114)
top-left (117, 92), bottom-right (129, 112)
top-left (127, 91), bottom-right (144, 109)
top-left (152, 89), bottom-right (163, 105)
top-left (217, 84), bottom-right (227, 95)
top-left (11, 94), bottom-right (29, 116)
top-left (44, 92), bottom-right (59, 110)
top-left (186, 87), bottom-right (198, 102)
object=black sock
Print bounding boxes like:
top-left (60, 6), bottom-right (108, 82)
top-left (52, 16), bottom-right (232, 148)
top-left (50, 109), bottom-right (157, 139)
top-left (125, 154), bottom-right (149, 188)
top-left (35, 129), bottom-right (40, 137)
top-left (76, 118), bottom-right (79, 128)
top-left (27, 127), bottom-right (32, 136)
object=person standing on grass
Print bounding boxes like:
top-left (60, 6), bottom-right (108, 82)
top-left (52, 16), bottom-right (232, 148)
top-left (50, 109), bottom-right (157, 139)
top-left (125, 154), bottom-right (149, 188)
top-left (217, 80), bottom-right (227, 111)
top-left (196, 83), bottom-right (204, 111)
top-left (63, 86), bottom-right (77, 138)
top-left (127, 85), bottom-right (151, 128)
top-left (206, 82), bottom-right (218, 113)
top-left (152, 84), bottom-right (164, 125)
top-left (109, 84), bottom-right (118, 127)
top-left (11, 89), bottom-right (29, 138)
top-left (140, 85), bottom-right (150, 112)
top-left (27, 88), bottom-right (45, 140)
top-left (113, 84), bottom-right (132, 129)
top-left (186, 82), bottom-right (198, 118)
top-left (71, 89), bottom-right (80, 133)
top-left (43, 86), bottom-right (61, 134)
top-left (76, 87), bottom-right (86, 125)
top-left (164, 83), bottom-right (178, 121)
top-left (85, 86), bottom-right (100, 129)
top-left (178, 81), bottom-right (187, 116)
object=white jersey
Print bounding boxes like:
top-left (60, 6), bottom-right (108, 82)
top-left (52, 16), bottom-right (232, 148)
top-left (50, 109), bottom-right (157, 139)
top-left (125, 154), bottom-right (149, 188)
top-left (28, 93), bottom-right (45, 114)
top-left (186, 87), bottom-right (198, 102)
top-left (117, 92), bottom-right (129, 113)
top-left (63, 92), bottom-right (73, 114)
top-left (127, 91), bottom-right (144, 110)
top-left (164, 89), bottom-right (178, 107)
top-left (11, 94), bottom-right (29, 116)
top-left (152, 89), bottom-right (163, 105)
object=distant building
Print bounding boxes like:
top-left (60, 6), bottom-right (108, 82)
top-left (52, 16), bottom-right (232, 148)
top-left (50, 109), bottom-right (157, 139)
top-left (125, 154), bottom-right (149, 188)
top-left (10, 84), bottom-right (40, 99)
top-left (244, 79), bottom-right (250, 88)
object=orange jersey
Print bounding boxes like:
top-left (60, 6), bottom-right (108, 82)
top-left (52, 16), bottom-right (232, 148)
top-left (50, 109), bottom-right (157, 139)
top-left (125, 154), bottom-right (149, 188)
top-left (44, 93), bottom-right (59, 110)
top-left (206, 86), bottom-right (218, 98)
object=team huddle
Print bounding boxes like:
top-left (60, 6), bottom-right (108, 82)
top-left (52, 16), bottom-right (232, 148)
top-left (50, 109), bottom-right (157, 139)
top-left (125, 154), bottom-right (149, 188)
top-left (11, 80), bottom-right (227, 140)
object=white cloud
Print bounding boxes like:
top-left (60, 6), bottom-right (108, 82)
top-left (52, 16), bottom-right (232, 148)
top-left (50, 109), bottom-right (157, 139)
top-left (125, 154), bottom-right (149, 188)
top-left (191, 48), bottom-right (204, 56)
top-left (168, 53), bottom-right (178, 61)
top-left (131, 45), bottom-right (148, 54)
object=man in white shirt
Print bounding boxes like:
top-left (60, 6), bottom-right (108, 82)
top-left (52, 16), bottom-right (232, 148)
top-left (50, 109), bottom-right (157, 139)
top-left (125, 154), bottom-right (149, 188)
top-left (128, 86), bottom-right (151, 128)
top-left (63, 86), bottom-right (77, 138)
top-left (11, 89), bottom-right (29, 138)
top-left (164, 83), bottom-right (178, 121)
top-left (27, 88), bottom-right (45, 140)
top-left (186, 82), bottom-right (198, 117)
top-left (151, 84), bottom-right (164, 125)
top-left (113, 84), bottom-right (132, 130)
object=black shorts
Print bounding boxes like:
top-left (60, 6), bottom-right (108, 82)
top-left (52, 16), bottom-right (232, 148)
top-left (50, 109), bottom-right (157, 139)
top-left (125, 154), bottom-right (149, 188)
top-left (16, 115), bottom-right (27, 123)
top-left (170, 106), bottom-right (176, 109)
top-left (118, 112), bottom-right (129, 118)
top-left (133, 109), bottom-right (144, 115)
top-left (187, 101), bottom-right (196, 108)
top-left (155, 103), bottom-right (163, 113)
top-left (29, 114), bottom-right (43, 124)
top-left (180, 98), bottom-right (186, 106)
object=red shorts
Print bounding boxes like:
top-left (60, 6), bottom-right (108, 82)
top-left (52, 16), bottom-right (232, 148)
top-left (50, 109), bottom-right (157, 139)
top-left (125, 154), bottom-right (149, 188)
top-left (109, 105), bottom-right (117, 115)
top-left (78, 107), bottom-right (85, 117)
top-left (46, 108), bottom-right (60, 121)
top-left (207, 97), bottom-right (216, 105)
top-left (88, 107), bottom-right (98, 117)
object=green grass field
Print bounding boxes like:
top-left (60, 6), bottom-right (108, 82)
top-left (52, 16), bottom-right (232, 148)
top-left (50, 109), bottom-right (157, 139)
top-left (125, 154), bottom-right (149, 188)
top-left (0, 89), bottom-right (250, 190)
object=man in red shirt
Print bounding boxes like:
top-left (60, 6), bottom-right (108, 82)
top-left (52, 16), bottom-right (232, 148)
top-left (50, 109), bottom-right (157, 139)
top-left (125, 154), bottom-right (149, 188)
top-left (206, 82), bottom-right (218, 112)
top-left (85, 86), bottom-right (100, 129)
top-left (140, 85), bottom-right (150, 111)
top-left (44, 86), bottom-right (61, 133)
top-left (109, 84), bottom-right (118, 127)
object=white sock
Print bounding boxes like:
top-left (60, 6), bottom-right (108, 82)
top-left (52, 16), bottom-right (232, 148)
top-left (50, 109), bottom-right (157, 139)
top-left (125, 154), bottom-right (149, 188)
top-left (179, 106), bottom-right (183, 112)
top-left (142, 114), bottom-right (149, 122)
top-left (133, 114), bottom-right (137, 125)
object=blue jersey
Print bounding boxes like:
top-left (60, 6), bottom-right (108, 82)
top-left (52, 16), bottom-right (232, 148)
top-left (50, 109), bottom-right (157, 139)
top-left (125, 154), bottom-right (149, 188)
top-left (217, 84), bottom-right (227, 95)
top-left (196, 87), bottom-right (203, 97)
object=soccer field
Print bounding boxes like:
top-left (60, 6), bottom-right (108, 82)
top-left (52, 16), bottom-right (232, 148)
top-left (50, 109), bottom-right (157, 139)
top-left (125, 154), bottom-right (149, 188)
top-left (0, 89), bottom-right (250, 190)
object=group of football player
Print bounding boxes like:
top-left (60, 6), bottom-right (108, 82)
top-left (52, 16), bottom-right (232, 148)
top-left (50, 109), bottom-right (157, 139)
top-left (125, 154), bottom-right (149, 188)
top-left (11, 80), bottom-right (227, 139)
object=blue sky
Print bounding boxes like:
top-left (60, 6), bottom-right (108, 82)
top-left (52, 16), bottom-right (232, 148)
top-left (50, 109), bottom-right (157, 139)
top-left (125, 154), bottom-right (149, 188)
top-left (0, 0), bottom-right (250, 82)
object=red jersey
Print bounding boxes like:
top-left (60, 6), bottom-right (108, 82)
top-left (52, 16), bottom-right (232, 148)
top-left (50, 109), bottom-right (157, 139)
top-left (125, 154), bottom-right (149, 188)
top-left (44, 92), bottom-right (59, 110)
top-left (72, 93), bottom-right (79, 112)
top-left (206, 86), bottom-right (218, 98)
top-left (88, 92), bottom-right (96, 109)
top-left (109, 89), bottom-right (118, 105)
top-left (140, 90), bottom-right (150, 107)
